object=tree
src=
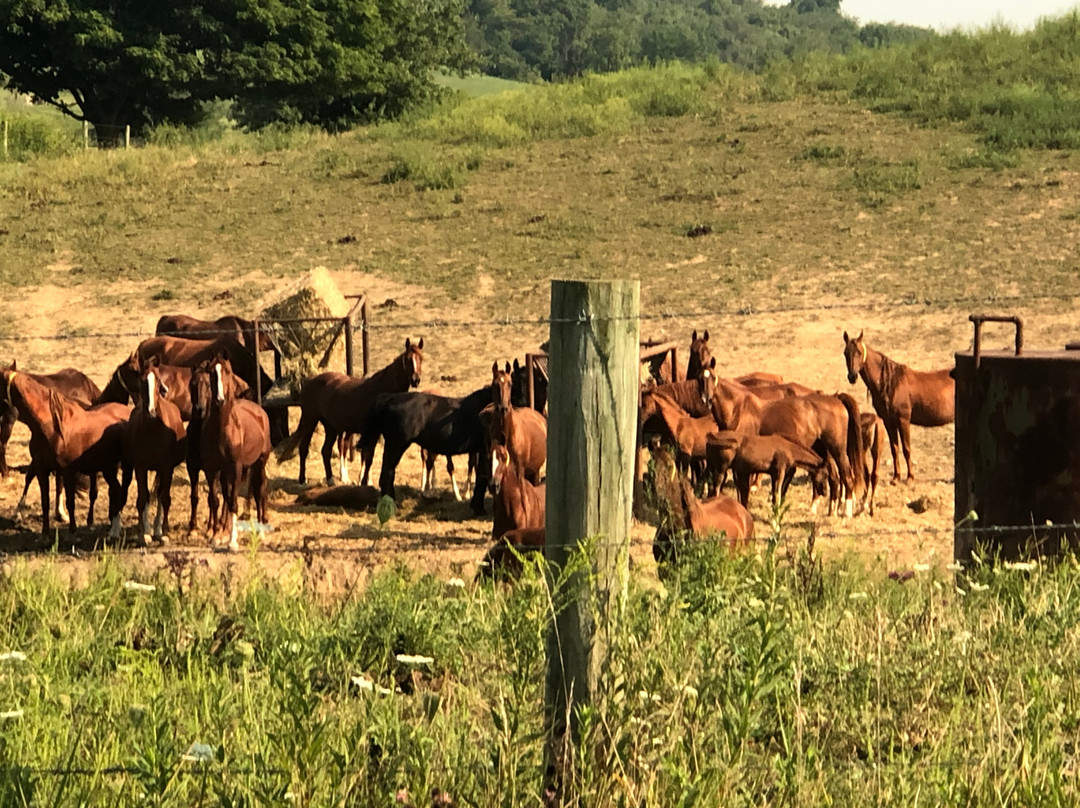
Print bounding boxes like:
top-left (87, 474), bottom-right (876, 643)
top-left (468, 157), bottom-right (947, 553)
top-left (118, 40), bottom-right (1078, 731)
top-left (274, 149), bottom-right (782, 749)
top-left (0, 0), bottom-right (472, 133)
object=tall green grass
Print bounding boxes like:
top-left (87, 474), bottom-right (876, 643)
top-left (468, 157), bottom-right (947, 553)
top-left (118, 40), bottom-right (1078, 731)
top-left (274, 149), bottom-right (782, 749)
top-left (1, 543), bottom-right (1079, 806)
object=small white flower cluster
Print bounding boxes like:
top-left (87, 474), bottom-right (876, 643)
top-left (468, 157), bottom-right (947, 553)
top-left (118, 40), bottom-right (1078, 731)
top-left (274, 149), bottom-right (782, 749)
top-left (352, 674), bottom-right (394, 696)
top-left (0, 651), bottom-right (27, 662)
top-left (123, 581), bottom-right (156, 593)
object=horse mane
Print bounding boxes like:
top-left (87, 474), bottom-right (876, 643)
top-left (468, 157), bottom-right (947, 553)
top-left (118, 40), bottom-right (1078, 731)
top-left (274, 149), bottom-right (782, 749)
top-left (48, 388), bottom-right (70, 444)
top-left (873, 348), bottom-right (905, 405)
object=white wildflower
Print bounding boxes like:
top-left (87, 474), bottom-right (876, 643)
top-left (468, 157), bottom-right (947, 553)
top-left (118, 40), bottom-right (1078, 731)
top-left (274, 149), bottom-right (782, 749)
top-left (1003, 561), bottom-right (1037, 572)
top-left (0, 651), bottom-right (27, 662)
top-left (968, 582), bottom-right (990, 592)
top-left (946, 562), bottom-right (963, 572)
top-left (952, 631), bottom-right (973, 645)
top-left (913, 563), bottom-right (931, 573)
top-left (682, 685), bottom-right (698, 699)
top-left (446, 578), bottom-right (466, 588)
top-left (0, 710), bottom-right (23, 719)
top-left (747, 597), bottom-right (765, 610)
top-left (848, 592), bottom-right (869, 601)
top-left (352, 675), bottom-right (393, 696)
top-left (395, 654), bottom-right (434, 665)
top-left (123, 581), bottom-right (156, 593)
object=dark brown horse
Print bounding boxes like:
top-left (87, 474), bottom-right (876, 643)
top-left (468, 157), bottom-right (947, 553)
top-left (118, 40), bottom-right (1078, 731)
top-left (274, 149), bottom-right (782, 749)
top-left (843, 331), bottom-right (954, 483)
top-left (278, 338), bottom-right (424, 485)
top-left (490, 362), bottom-right (546, 484)
top-left (121, 362), bottom-right (186, 544)
top-left (2, 367), bottom-right (129, 536)
top-left (1, 363), bottom-right (101, 478)
top-left (651, 444), bottom-right (753, 565)
top-left (135, 335), bottom-right (272, 398)
top-left (156, 314), bottom-right (276, 354)
top-left (699, 359), bottom-right (864, 516)
top-left (197, 356), bottom-right (270, 550)
top-left (490, 443), bottom-right (546, 542)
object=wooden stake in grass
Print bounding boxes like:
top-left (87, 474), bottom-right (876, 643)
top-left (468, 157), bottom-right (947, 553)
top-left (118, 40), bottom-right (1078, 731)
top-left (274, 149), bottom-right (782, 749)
top-left (544, 278), bottom-right (639, 793)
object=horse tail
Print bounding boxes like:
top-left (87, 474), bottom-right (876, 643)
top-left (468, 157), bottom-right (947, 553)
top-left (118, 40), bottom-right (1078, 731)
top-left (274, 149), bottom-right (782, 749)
top-left (837, 392), bottom-right (864, 498)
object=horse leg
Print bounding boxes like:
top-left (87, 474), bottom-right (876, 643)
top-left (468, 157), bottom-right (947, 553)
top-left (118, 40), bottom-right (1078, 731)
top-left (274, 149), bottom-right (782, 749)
top-left (64, 471), bottom-right (78, 535)
top-left (0, 412), bottom-right (13, 478)
top-left (337, 433), bottom-right (352, 484)
top-left (321, 426), bottom-right (339, 486)
top-left (251, 460), bottom-right (268, 526)
top-left (38, 469), bottom-right (50, 536)
top-left (55, 474), bottom-right (69, 524)
top-left (228, 461), bottom-right (243, 551)
top-left (884, 420), bottom-right (902, 484)
top-left (734, 468), bottom-right (751, 508)
top-left (104, 467), bottom-right (123, 540)
top-left (295, 412), bottom-right (319, 485)
top-left (780, 465), bottom-right (798, 505)
top-left (157, 466), bottom-right (174, 543)
top-left (14, 463), bottom-right (37, 527)
top-left (136, 466), bottom-right (151, 545)
top-left (898, 419), bottom-right (915, 482)
top-left (378, 440), bottom-right (407, 500)
top-left (448, 456), bottom-right (463, 502)
top-left (205, 470), bottom-right (220, 539)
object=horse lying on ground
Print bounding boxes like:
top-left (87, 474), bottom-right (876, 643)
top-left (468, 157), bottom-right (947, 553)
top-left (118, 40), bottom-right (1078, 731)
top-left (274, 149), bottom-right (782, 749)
top-left (478, 526), bottom-right (546, 580)
top-left (706, 431), bottom-right (823, 509)
top-left (842, 330), bottom-right (954, 483)
top-left (490, 443), bottom-right (545, 542)
top-left (650, 444), bottom-right (753, 565)
top-left (278, 338), bottom-right (423, 485)
top-left (295, 484), bottom-right (382, 509)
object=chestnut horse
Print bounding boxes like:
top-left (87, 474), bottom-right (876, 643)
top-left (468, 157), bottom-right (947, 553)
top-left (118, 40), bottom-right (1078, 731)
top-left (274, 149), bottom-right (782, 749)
top-left (135, 335), bottom-right (272, 398)
top-left (687, 330), bottom-right (713, 381)
top-left (196, 356), bottom-right (270, 550)
top-left (2, 367), bottom-right (129, 536)
top-left (278, 338), bottom-right (424, 485)
top-left (842, 331), bottom-right (954, 482)
top-left (121, 362), bottom-right (186, 544)
top-left (639, 387), bottom-right (716, 479)
top-left (699, 360), bottom-right (864, 516)
top-left (490, 362), bottom-right (546, 484)
top-left (156, 313), bottom-right (276, 354)
top-left (490, 443), bottom-right (546, 542)
top-left (705, 431), bottom-right (822, 509)
top-left (478, 526), bottom-right (546, 580)
top-left (650, 445), bottom-right (753, 565)
top-left (101, 352), bottom-right (249, 418)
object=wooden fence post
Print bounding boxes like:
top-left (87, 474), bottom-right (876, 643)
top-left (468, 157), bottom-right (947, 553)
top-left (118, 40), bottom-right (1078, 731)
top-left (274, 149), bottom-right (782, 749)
top-left (360, 297), bottom-right (370, 376)
top-left (344, 312), bottom-right (355, 377)
top-left (545, 278), bottom-right (639, 790)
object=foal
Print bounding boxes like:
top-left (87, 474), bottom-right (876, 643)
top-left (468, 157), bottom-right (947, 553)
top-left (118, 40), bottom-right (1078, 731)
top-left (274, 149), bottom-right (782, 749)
top-left (198, 356), bottom-right (270, 551)
top-left (122, 361), bottom-right (186, 545)
top-left (489, 443), bottom-right (546, 542)
top-left (490, 362), bottom-right (547, 483)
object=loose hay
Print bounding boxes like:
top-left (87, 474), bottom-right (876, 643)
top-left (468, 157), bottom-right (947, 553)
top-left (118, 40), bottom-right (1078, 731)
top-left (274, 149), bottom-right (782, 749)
top-left (256, 267), bottom-right (354, 396)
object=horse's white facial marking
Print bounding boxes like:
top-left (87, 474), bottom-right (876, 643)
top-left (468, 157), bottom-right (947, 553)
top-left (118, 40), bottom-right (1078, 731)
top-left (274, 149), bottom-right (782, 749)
top-left (490, 449), bottom-right (501, 493)
top-left (146, 370), bottom-right (157, 416)
top-left (412, 355), bottom-right (419, 377)
top-left (214, 363), bottom-right (225, 403)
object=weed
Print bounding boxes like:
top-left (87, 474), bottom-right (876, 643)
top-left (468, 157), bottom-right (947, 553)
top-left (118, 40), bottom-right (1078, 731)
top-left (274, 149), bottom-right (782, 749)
top-left (151, 288), bottom-right (176, 301)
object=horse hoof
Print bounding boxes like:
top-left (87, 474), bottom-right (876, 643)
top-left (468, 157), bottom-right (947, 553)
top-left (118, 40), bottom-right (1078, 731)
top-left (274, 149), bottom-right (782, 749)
top-left (142, 533), bottom-right (153, 547)
top-left (228, 539), bottom-right (240, 553)
top-left (158, 535), bottom-right (170, 546)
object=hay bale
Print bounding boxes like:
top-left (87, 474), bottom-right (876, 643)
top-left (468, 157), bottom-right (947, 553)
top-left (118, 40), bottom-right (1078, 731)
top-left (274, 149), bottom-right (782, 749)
top-left (256, 267), bottom-right (353, 396)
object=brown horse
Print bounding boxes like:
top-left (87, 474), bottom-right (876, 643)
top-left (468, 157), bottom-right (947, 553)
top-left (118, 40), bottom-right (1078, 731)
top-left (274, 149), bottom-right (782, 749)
top-left (102, 351), bottom-right (249, 418)
top-left (687, 330), bottom-right (713, 381)
top-left (705, 431), bottom-right (822, 509)
top-left (651, 445), bottom-right (753, 564)
top-left (121, 362), bottom-right (186, 544)
top-left (197, 356), bottom-right (270, 550)
top-left (699, 359), bottom-right (864, 516)
top-left (2, 367), bottom-right (129, 536)
top-left (490, 443), bottom-right (546, 542)
top-left (478, 526), bottom-right (546, 580)
top-left (842, 331), bottom-right (954, 483)
top-left (136, 335), bottom-right (272, 397)
top-left (639, 387), bottom-right (716, 479)
top-left (490, 362), bottom-right (546, 484)
top-left (156, 313), bottom-right (276, 354)
top-left (279, 338), bottom-right (424, 485)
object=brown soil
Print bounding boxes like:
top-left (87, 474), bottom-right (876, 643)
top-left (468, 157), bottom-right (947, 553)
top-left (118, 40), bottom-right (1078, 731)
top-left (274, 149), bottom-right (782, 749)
top-left (3, 268), bottom-right (1077, 594)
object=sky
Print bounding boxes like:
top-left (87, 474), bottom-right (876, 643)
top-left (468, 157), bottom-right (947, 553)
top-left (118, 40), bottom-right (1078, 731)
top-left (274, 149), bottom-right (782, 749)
top-left (835, 0), bottom-right (1079, 31)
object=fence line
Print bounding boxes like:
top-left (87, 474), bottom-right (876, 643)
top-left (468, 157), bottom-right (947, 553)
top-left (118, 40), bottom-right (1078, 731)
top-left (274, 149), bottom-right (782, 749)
top-left (0, 290), bottom-right (1076, 344)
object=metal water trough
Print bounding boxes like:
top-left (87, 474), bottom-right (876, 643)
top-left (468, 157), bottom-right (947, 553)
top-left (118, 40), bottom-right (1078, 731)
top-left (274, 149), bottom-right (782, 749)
top-left (954, 313), bottom-right (1080, 562)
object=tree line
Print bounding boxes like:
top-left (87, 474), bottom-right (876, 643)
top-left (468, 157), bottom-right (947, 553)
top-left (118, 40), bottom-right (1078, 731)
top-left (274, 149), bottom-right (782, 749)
top-left (0, 0), bottom-right (928, 135)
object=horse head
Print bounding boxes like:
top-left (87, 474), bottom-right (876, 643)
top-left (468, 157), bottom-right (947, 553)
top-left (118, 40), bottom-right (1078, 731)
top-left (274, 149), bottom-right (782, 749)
top-left (491, 361), bottom-right (512, 411)
top-left (698, 357), bottom-right (719, 408)
top-left (189, 362), bottom-right (213, 420)
top-left (488, 442), bottom-right (511, 495)
top-left (688, 329), bottom-right (713, 380)
top-left (404, 338), bottom-right (424, 388)
top-left (209, 352), bottom-right (237, 405)
top-left (1, 363), bottom-right (17, 410)
top-left (842, 330), bottom-right (866, 385)
top-left (138, 361), bottom-right (169, 417)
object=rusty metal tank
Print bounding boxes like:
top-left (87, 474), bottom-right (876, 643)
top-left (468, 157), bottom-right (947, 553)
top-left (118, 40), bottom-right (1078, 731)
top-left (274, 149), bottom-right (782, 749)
top-left (954, 314), bottom-right (1080, 563)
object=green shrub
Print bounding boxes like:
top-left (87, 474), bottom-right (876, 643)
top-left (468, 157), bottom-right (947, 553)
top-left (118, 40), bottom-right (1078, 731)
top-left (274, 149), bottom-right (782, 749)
top-left (382, 148), bottom-right (461, 190)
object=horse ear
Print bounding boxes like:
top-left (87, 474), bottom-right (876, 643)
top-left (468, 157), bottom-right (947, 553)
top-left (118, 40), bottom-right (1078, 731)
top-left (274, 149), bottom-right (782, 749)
top-left (492, 361), bottom-right (499, 375)
top-left (709, 357), bottom-right (716, 369)
top-left (216, 348), bottom-right (229, 362)
top-left (9, 359), bottom-right (15, 371)
top-left (417, 337), bottom-right (423, 350)
top-left (843, 331), bottom-right (849, 343)
top-left (857, 329), bottom-right (863, 341)
top-left (503, 361), bottom-right (511, 375)
top-left (513, 358), bottom-right (520, 372)
top-left (703, 330), bottom-right (709, 343)
top-left (691, 329), bottom-right (698, 341)
top-left (405, 338), bottom-right (412, 352)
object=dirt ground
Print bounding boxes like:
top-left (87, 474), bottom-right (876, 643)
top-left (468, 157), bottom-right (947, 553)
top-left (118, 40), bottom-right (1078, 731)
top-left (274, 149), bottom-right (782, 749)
top-left (3, 266), bottom-right (1077, 594)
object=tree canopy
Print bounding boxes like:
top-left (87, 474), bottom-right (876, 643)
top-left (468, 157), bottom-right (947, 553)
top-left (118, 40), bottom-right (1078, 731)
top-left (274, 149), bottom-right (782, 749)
top-left (0, 0), bottom-right (472, 133)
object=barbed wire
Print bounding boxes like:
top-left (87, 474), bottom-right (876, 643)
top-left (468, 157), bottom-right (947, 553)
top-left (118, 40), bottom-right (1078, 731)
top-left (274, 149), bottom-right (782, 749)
top-left (0, 290), bottom-right (1073, 344)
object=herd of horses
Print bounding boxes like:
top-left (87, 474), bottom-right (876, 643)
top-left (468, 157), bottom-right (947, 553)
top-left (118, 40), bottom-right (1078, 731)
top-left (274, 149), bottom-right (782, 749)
top-left (0, 313), bottom-right (956, 572)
